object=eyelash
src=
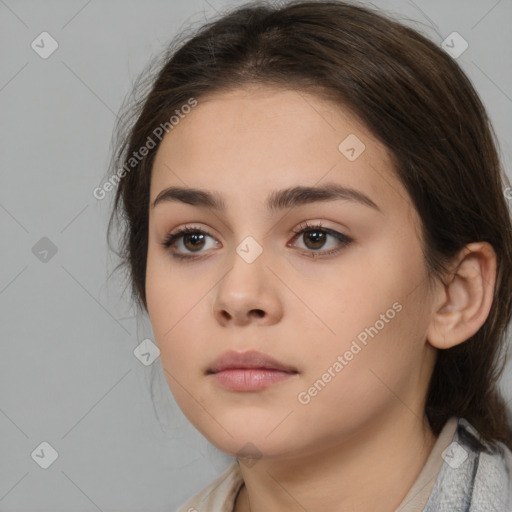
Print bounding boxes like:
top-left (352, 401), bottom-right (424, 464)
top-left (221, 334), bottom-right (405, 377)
top-left (161, 221), bottom-right (354, 261)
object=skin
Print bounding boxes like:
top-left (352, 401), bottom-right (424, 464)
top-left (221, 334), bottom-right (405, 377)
top-left (145, 85), bottom-right (496, 512)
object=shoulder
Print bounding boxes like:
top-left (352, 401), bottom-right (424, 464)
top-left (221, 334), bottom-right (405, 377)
top-left (424, 417), bottom-right (512, 512)
top-left (472, 431), bottom-right (512, 511)
top-left (174, 460), bottom-right (244, 512)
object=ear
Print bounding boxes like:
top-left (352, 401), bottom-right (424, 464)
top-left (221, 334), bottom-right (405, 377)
top-left (427, 242), bottom-right (497, 350)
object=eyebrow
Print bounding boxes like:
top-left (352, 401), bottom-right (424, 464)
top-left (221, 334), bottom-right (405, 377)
top-left (151, 182), bottom-right (381, 213)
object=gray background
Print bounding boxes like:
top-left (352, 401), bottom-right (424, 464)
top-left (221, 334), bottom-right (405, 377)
top-left (1, 0), bottom-right (511, 510)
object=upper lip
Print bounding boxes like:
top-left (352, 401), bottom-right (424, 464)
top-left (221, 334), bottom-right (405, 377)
top-left (207, 350), bottom-right (298, 374)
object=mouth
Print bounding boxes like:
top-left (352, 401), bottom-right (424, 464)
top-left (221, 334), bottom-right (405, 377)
top-left (210, 368), bottom-right (297, 391)
top-left (207, 349), bottom-right (298, 374)
top-left (206, 350), bottom-right (298, 391)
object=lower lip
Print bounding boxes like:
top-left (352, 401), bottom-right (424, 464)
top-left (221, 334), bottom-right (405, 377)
top-left (210, 369), bottom-right (297, 391)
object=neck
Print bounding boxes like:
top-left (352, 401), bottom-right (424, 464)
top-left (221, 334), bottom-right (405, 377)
top-left (234, 409), bottom-right (437, 512)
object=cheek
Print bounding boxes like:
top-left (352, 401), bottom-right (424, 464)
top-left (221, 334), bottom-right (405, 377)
top-left (146, 251), bottom-right (186, 349)
top-left (312, 242), bottom-right (428, 372)
top-left (295, 298), bottom-right (425, 433)
top-left (145, 251), bottom-right (212, 370)
top-left (311, 255), bottom-right (392, 343)
top-left (146, 248), bottom-right (194, 324)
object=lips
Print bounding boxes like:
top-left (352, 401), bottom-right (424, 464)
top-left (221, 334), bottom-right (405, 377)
top-left (207, 350), bottom-right (298, 374)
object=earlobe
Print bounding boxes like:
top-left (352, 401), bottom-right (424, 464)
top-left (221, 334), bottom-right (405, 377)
top-left (426, 242), bottom-right (497, 350)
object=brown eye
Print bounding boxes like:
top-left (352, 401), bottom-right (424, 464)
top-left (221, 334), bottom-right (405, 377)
top-left (302, 229), bottom-right (327, 250)
top-left (289, 222), bottom-right (353, 257)
top-left (182, 232), bottom-right (207, 252)
top-left (161, 226), bottom-right (220, 259)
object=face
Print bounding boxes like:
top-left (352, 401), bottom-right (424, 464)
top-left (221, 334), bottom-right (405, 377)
top-left (146, 85), bottom-right (438, 461)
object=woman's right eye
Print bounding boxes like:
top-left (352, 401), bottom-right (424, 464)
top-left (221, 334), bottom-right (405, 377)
top-left (161, 226), bottom-right (220, 260)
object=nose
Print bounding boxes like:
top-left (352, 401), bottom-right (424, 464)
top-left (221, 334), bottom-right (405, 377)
top-left (212, 246), bottom-right (284, 327)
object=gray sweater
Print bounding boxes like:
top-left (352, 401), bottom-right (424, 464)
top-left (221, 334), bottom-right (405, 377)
top-left (423, 418), bottom-right (512, 511)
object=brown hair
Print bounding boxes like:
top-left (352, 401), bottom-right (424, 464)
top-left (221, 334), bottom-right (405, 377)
top-left (106, 0), bottom-right (512, 449)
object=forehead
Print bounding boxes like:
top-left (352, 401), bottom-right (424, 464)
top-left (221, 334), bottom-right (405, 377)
top-left (154, 85), bottom-right (371, 163)
top-left (149, 85), bottom-right (413, 220)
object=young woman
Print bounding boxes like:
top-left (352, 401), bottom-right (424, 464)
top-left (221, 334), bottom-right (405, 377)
top-left (106, 1), bottom-right (512, 510)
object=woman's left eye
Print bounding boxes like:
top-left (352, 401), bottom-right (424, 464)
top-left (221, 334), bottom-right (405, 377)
top-left (288, 222), bottom-right (353, 257)
top-left (161, 222), bottom-right (353, 260)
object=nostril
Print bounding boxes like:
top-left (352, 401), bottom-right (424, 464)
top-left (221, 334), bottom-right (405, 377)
top-left (250, 309), bottom-right (265, 318)
top-left (221, 311), bottom-right (232, 321)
